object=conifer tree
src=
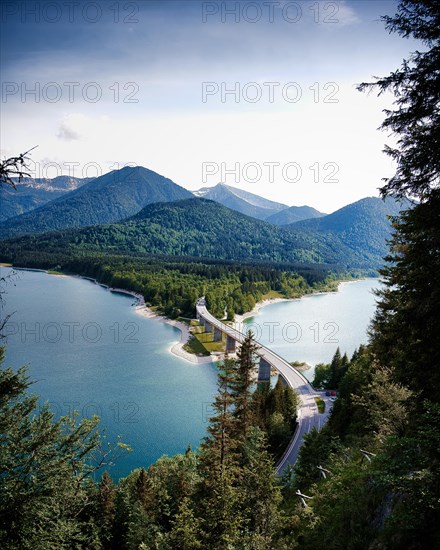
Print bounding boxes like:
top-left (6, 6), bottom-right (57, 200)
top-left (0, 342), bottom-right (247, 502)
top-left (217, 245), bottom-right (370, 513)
top-left (99, 471), bottom-right (116, 548)
top-left (360, 0), bottom-right (440, 402)
top-left (200, 358), bottom-right (238, 473)
top-left (370, 196), bottom-right (440, 402)
top-left (282, 384), bottom-right (300, 429)
top-left (358, 1), bottom-right (440, 200)
top-left (233, 331), bottom-right (259, 441)
top-left (166, 496), bottom-right (202, 549)
top-left (240, 427), bottom-right (283, 547)
top-left (328, 347), bottom-right (341, 389)
top-left (197, 358), bottom-right (243, 548)
top-left (135, 468), bottom-right (152, 510)
top-left (270, 377), bottom-right (284, 416)
top-left (0, 348), bottom-right (112, 548)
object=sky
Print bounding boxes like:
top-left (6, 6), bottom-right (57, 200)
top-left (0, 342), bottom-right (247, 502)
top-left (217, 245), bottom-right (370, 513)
top-left (0, 0), bottom-right (420, 212)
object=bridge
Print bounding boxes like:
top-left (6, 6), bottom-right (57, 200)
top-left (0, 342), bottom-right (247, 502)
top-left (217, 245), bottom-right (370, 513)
top-left (196, 298), bottom-right (331, 473)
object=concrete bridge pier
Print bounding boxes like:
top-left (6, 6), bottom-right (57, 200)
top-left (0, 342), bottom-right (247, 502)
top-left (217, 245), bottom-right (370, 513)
top-left (204, 321), bottom-right (213, 334)
top-left (258, 358), bottom-right (271, 382)
top-left (226, 335), bottom-right (236, 353)
top-left (213, 327), bottom-right (223, 342)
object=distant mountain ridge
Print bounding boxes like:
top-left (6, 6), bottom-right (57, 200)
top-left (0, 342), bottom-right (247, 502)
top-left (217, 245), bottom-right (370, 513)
top-left (12, 175), bottom-right (90, 192)
top-left (193, 182), bottom-right (327, 224)
top-left (289, 196), bottom-right (412, 263)
top-left (290, 196), bottom-right (407, 232)
top-left (266, 205), bottom-right (325, 225)
top-left (0, 195), bottom-right (412, 271)
top-left (193, 183), bottom-right (288, 220)
top-left (0, 176), bottom-right (90, 222)
top-left (0, 166), bottom-right (193, 237)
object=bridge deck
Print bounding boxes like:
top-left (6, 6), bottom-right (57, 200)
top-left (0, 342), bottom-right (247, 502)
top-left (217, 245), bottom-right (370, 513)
top-left (196, 299), bottom-right (331, 472)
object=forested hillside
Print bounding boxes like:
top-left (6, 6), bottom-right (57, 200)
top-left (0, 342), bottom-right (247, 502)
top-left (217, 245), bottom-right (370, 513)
top-left (0, 175), bottom-right (90, 221)
top-left (0, 251), bottom-right (343, 319)
top-left (0, 1), bottom-right (439, 548)
top-left (0, 196), bottom-right (405, 270)
top-left (288, 196), bottom-right (412, 264)
top-left (0, 166), bottom-right (192, 237)
top-left (266, 205), bottom-right (325, 225)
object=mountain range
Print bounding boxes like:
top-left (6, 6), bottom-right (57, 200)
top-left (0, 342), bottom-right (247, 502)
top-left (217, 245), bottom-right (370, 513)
top-left (290, 196), bottom-right (411, 265)
top-left (0, 165), bottom-right (412, 271)
top-left (193, 183), bottom-right (289, 220)
top-left (0, 176), bottom-right (90, 222)
top-left (0, 196), bottom-right (409, 270)
top-left (0, 166), bottom-right (192, 237)
top-left (266, 205), bottom-right (325, 225)
top-left (0, 172), bottom-right (327, 238)
top-left (193, 183), bottom-right (326, 224)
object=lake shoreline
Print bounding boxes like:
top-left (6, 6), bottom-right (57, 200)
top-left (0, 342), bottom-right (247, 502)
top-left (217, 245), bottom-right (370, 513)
top-left (133, 305), bottom-right (218, 365)
top-left (8, 266), bottom-right (219, 365)
top-left (2, 265), bottom-right (219, 478)
top-left (9, 266), bottom-right (378, 367)
top-left (55, 273), bottom-right (217, 366)
top-left (233, 279), bottom-right (377, 325)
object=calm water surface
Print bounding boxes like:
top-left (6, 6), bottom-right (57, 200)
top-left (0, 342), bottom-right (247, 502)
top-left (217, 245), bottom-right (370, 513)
top-left (1, 268), bottom-right (381, 478)
top-left (1, 267), bottom-right (218, 480)
top-left (244, 278), bottom-right (382, 380)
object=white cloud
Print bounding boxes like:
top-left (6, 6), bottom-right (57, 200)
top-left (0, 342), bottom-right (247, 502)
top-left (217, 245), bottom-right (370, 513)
top-left (57, 121), bottom-right (81, 141)
top-left (56, 113), bottom-right (112, 143)
top-left (0, 79), bottom-right (399, 212)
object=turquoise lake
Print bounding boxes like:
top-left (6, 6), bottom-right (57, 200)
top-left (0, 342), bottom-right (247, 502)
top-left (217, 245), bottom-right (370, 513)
top-left (1, 268), bottom-right (381, 479)
top-left (243, 278), bottom-right (382, 380)
top-left (1, 267), bottom-right (218, 480)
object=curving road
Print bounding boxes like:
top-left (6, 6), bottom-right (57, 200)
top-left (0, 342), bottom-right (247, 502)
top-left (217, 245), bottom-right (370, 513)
top-left (196, 299), bottom-right (332, 473)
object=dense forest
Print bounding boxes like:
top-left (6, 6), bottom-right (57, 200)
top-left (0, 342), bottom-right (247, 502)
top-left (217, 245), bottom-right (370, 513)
top-left (0, 195), bottom-right (402, 269)
top-left (1, 1), bottom-right (439, 548)
top-left (0, 250), bottom-right (354, 319)
top-left (0, 335), bottom-right (301, 549)
top-left (0, 166), bottom-right (192, 236)
top-left (285, 342), bottom-right (440, 548)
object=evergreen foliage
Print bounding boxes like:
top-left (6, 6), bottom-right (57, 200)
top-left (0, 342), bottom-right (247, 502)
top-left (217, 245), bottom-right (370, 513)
top-left (0, 347), bottom-right (129, 549)
top-left (370, 193), bottom-right (440, 402)
top-left (0, 345), bottom-right (295, 549)
top-left (358, 1), bottom-right (440, 200)
top-left (0, 195), bottom-right (407, 269)
top-left (1, 2), bottom-right (439, 546)
top-left (0, 166), bottom-right (192, 237)
top-left (0, 249), bottom-right (343, 319)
